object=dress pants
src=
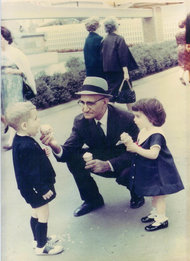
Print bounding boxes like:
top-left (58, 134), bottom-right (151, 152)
top-left (66, 150), bottom-right (141, 204)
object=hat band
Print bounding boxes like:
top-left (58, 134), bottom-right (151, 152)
top-left (82, 85), bottom-right (108, 94)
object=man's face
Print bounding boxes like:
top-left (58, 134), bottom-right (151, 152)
top-left (79, 95), bottom-right (108, 120)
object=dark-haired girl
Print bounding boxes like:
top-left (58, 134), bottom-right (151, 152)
top-left (122, 98), bottom-right (184, 231)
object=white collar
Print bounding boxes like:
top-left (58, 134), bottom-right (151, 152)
top-left (138, 126), bottom-right (165, 145)
top-left (95, 108), bottom-right (108, 126)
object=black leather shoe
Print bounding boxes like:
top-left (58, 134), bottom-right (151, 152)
top-left (74, 200), bottom-right (104, 217)
top-left (145, 220), bottom-right (168, 231)
top-left (141, 215), bottom-right (155, 223)
top-left (130, 197), bottom-right (145, 209)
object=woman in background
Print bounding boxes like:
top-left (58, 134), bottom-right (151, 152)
top-left (1, 26), bottom-right (36, 149)
top-left (102, 17), bottom-right (138, 110)
top-left (175, 14), bottom-right (190, 86)
top-left (83, 17), bottom-right (104, 78)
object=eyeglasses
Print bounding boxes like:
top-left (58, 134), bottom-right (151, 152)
top-left (78, 97), bottom-right (105, 108)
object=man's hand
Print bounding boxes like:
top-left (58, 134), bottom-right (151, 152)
top-left (42, 190), bottom-right (53, 200)
top-left (85, 159), bottom-right (111, 173)
top-left (40, 133), bottom-right (61, 154)
top-left (40, 132), bottom-right (54, 146)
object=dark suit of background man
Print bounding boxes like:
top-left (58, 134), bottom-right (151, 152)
top-left (41, 77), bottom-right (144, 217)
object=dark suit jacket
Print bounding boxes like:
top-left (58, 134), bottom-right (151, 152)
top-left (57, 104), bottom-right (139, 174)
top-left (102, 33), bottom-right (138, 72)
top-left (12, 134), bottom-right (56, 196)
top-left (83, 32), bottom-right (104, 77)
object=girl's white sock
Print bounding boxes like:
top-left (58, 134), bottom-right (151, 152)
top-left (153, 214), bottom-right (168, 226)
top-left (148, 208), bottom-right (157, 218)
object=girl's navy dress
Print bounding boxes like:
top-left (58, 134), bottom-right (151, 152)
top-left (128, 131), bottom-right (184, 196)
top-left (12, 134), bottom-right (56, 208)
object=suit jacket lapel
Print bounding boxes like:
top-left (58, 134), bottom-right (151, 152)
top-left (88, 106), bottom-right (120, 147)
top-left (87, 119), bottom-right (103, 146)
top-left (88, 118), bottom-right (97, 137)
top-left (107, 105), bottom-right (120, 146)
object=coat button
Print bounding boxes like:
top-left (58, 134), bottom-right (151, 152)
top-left (133, 164), bottom-right (135, 167)
top-left (132, 176), bottom-right (134, 179)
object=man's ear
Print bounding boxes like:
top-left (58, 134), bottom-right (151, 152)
top-left (104, 98), bottom-right (109, 104)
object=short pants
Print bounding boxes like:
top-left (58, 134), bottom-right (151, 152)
top-left (20, 185), bottom-right (56, 208)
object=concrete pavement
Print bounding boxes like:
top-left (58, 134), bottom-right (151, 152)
top-left (1, 67), bottom-right (190, 261)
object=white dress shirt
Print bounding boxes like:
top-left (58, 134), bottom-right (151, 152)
top-left (94, 108), bottom-right (108, 135)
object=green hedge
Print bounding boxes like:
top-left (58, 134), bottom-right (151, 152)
top-left (32, 58), bottom-right (86, 109)
top-left (130, 40), bottom-right (178, 80)
top-left (32, 40), bottom-right (177, 109)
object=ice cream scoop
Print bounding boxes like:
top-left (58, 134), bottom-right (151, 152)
top-left (120, 132), bottom-right (133, 145)
top-left (40, 124), bottom-right (53, 135)
top-left (83, 152), bottom-right (93, 162)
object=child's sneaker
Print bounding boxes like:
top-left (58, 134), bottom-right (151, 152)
top-left (47, 235), bottom-right (60, 244)
top-left (35, 242), bottom-right (64, 255)
top-left (33, 235), bottom-right (60, 249)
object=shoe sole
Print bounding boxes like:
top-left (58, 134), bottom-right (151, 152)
top-left (36, 250), bottom-right (64, 256)
top-left (36, 247), bottom-right (64, 256)
top-left (145, 223), bottom-right (168, 232)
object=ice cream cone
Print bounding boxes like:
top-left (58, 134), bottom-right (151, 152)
top-left (120, 132), bottom-right (133, 146)
top-left (83, 152), bottom-right (93, 162)
top-left (40, 124), bottom-right (53, 135)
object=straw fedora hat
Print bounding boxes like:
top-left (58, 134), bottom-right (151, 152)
top-left (75, 77), bottom-right (112, 97)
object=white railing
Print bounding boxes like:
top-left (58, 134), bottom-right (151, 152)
top-left (162, 5), bottom-right (186, 41)
top-left (40, 18), bottom-right (144, 51)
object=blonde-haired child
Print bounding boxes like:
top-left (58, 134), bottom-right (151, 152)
top-left (5, 101), bottom-right (63, 255)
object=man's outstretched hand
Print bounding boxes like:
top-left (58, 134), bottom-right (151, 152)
top-left (40, 133), bottom-right (61, 154)
top-left (85, 159), bottom-right (111, 173)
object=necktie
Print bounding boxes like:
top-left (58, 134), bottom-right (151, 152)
top-left (97, 121), bottom-right (106, 139)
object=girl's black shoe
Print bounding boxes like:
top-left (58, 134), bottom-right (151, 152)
top-left (145, 220), bottom-right (168, 232)
top-left (141, 215), bottom-right (155, 223)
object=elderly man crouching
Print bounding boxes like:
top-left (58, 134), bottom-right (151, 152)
top-left (41, 77), bottom-right (144, 217)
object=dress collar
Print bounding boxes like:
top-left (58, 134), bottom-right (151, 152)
top-left (138, 126), bottom-right (165, 145)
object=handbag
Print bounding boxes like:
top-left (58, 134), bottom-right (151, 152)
top-left (22, 81), bottom-right (36, 100)
top-left (115, 79), bottom-right (136, 104)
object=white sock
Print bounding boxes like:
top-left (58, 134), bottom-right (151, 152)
top-left (153, 214), bottom-right (168, 226)
top-left (148, 208), bottom-right (157, 218)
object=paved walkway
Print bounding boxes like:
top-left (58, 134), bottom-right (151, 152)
top-left (1, 67), bottom-right (190, 261)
